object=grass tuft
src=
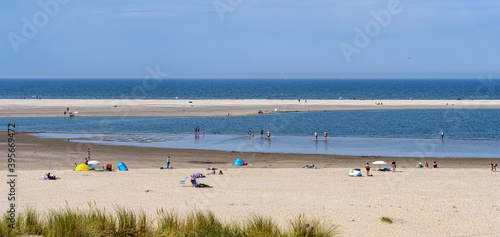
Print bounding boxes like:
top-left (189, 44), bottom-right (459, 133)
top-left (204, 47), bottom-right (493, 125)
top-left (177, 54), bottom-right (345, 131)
top-left (0, 208), bottom-right (340, 236)
top-left (288, 214), bottom-right (338, 237)
top-left (380, 217), bottom-right (393, 224)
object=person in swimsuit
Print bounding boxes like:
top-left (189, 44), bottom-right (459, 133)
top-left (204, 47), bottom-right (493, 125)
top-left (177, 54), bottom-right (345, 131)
top-left (314, 131), bottom-right (318, 141)
top-left (365, 163), bottom-right (371, 176)
top-left (441, 130), bottom-right (445, 141)
top-left (324, 131), bottom-right (328, 140)
top-left (267, 131), bottom-right (271, 138)
top-left (424, 161), bottom-right (428, 168)
top-left (260, 128), bottom-right (264, 136)
top-left (392, 160), bottom-right (396, 171)
top-left (433, 161), bottom-right (437, 168)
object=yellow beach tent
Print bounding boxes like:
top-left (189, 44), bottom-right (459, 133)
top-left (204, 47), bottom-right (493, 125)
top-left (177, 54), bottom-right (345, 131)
top-left (75, 163), bottom-right (90, 171)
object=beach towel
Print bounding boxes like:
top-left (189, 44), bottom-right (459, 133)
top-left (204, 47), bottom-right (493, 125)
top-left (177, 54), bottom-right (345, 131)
top-left (194, 183), bottom-right (212, 188)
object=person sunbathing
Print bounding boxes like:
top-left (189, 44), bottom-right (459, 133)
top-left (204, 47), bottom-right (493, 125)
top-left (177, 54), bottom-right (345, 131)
top-left (47, 173), bottom-right (58, 180)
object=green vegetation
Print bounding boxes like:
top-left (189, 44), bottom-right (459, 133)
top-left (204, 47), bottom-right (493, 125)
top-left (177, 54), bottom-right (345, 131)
top-left (0, 208), bottom-right (338, 237)
top-left (380, 217), bottom-right (393, 224)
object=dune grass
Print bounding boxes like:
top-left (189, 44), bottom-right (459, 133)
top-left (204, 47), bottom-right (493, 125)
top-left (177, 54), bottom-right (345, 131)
top-left (0, 207), bottom-right (338, 237)
top-left (380, 217), bottom-right (393, 224)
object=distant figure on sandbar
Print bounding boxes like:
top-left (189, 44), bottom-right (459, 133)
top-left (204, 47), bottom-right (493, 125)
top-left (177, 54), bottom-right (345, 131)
top-left (441, 130), bottom-right (445, 141)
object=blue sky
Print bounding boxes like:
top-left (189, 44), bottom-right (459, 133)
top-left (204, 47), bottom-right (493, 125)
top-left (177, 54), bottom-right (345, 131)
top-left (1, 0), bottom-right (499, 79)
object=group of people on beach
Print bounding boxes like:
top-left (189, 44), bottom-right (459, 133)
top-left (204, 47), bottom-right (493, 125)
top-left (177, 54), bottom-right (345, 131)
top-left (248, 128), bottom-right (271, 138)
top-left (194, 126), bottom-right (204, 138)
top-left (314, 131), bottom-right (328, 141)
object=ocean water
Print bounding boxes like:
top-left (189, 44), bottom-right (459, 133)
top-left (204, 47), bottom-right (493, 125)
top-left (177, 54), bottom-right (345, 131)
top-left (1, 78), bottom-right (499, 100)
top-left (32, 132), bottom-right (500, 158)
top-left (3, 109), bottom-right (500, 139)
top-left (2, 79), bottom-right (499, 157)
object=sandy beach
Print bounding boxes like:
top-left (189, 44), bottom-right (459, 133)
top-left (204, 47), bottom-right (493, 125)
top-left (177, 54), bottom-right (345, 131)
top-left (2, 133), bottom-right (500, 236)
top-left (1, 99), bottom-right (500, 117)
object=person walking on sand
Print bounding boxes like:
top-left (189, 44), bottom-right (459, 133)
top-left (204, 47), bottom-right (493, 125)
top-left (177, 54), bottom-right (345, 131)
top-left (365, 163), bottom-right (371, 176)
top-left (167, 156), bottom-right (171, 169)
top-left (314, 131), bottom-right (318, 141)
top-left (392, 160), bottom-right (396, 172)
top-left (441, 130), bottom-right (445, 141)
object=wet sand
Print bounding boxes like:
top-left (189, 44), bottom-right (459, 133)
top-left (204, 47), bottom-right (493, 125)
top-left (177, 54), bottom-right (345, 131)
top-left (1, 133), bottom-right (500, 236)
top-left (1, 99), bottom-right (500, 117)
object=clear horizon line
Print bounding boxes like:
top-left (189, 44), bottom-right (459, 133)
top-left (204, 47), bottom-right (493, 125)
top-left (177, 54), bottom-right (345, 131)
top-left (0, 77), bottom-right (498, 80)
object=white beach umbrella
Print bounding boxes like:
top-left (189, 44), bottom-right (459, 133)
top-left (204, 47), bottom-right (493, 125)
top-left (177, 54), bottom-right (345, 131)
top-left (372, 161), bottom-right (387, 169)
top-left (88, 160), bottom-right (100, 165)
top-left (73, 111), bottom-right (79, 114)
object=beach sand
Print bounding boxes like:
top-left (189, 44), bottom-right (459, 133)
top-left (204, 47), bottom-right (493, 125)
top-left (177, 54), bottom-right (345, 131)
top-left (2, 133), bottom-right (500, 236)
top-left (1, 99), bottom-right (500, 117)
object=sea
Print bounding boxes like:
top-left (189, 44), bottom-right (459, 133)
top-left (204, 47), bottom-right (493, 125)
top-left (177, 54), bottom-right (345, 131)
top-left (1, 78), bottom-right (499, 158)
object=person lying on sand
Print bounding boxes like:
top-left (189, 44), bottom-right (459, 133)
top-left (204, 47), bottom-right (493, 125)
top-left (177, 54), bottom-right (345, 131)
top-left (46, 173), bottom-right (59, 180)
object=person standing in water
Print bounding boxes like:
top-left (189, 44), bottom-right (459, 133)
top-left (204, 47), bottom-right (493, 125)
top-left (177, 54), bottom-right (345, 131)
top-left (441, 130), bottom-right (445, 141)
top-left (260, 128), bottom-right (264, 136)
top-left (314, 131), bottom-right (318, 141)
top-left (324, 131), bottom-right (328, 141)
top-left (267, 131), bottom-right (271, 138)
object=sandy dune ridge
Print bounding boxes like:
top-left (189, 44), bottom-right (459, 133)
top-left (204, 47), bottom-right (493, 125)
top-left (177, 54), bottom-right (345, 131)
top-left (1, 99), bottom-right (500, 117)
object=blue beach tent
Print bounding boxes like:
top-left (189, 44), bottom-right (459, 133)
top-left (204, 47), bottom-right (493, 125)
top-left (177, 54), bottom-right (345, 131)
top-left (117, 162), bottom-right (128, 171)
top-left (233, 158), bottom-right (245, 166)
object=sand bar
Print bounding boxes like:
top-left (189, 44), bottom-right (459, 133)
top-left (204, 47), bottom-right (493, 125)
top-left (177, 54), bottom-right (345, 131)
top-left (1, 99), bottom-right (500, 117)
top-left (2, 134), bottom-right (500, 236)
